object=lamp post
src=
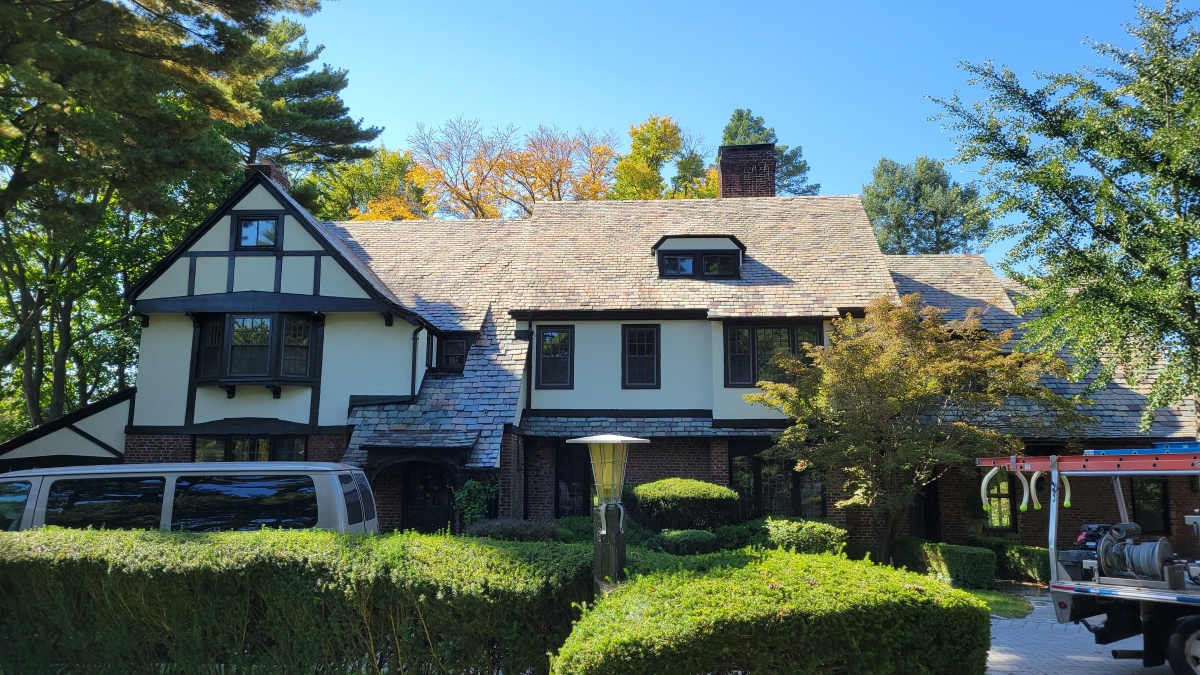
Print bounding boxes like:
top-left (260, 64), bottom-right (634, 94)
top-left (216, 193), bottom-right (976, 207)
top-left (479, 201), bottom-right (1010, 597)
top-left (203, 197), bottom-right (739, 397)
top-left (565, 434), bottom-right (648, 595)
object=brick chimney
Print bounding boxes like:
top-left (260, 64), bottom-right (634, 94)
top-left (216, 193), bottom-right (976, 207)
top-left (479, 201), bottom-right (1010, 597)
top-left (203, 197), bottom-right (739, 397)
top-left (245, 158), bottom-right (290, 192)
top-left (717, 143), bottom-right (775, 198)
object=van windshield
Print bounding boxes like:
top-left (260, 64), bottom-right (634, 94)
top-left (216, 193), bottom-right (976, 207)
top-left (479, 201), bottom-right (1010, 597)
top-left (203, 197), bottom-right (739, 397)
top-left (171, 475), bottom-right (318, 532)
top-left (0, 482), bottom-right (30, 531)
top-left (45, 477), bottom-right (165, 530)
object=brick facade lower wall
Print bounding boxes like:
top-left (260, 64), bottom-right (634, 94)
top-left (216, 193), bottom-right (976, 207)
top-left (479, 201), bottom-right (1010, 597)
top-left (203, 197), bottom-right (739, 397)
top-left (124, 434), bottom-right (191, 463)
top-left (307, 434), bottom-right (350, 463)
top-left (498, 433), bottom-right (524, 519)
top-left (373, 464), bottom-right (404, 533)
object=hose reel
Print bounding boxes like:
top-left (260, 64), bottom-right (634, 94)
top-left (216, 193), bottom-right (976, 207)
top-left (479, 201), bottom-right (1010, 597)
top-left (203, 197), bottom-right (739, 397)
top-left (1097, 523), bottom-right (1174, 581)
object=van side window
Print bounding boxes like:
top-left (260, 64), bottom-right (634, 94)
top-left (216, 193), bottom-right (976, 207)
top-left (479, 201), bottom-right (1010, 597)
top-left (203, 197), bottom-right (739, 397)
top-left (340, 474), bottom-right (363, 526)
top-left (171, 475), bottom-right (318, 532)
top-left (353, 473), bottom-right (376, 522)
top-left (0, 482), bottom-right (31, 531)
top-left (45, 478), bottom-right (165, 530)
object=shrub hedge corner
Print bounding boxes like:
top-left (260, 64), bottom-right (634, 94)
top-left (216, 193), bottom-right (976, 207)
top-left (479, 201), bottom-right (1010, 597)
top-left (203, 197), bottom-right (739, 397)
top-left (625, 478), bottom-right (738, 530)
top-left (967, 535), bottom-right (1051, 583)
top-left (653, 529), bottom-right (718, 555)
top-left (0, 528), bottom-right (591, 674)
top-left (893, 536), bottom-right (996, 589)
top-left (552, 550), bottom-right (990, 675)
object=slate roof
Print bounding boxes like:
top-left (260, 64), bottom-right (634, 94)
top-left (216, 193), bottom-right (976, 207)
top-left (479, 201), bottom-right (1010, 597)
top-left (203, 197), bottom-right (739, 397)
top-left (887, 254), bottom-right (1196, 440)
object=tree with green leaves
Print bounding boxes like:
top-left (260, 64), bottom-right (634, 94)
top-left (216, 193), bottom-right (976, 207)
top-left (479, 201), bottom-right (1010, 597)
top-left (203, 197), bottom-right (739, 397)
top-left (0, 0), bottom-right (316, 427)
top-left (299, 145), bottom-right (431, 221)
top-left (862, 156), bottom-right (991, 254)
top-left (722, 109), bottom-right (819, 196)
top-left (746, 294), bottom-right (1087, 561)
top-left (934, 1), bottom-right (1200, 430)
top-left (610, 116), bottom-right (716, 200)
top-left (226, 18), bottom-right (381, 171)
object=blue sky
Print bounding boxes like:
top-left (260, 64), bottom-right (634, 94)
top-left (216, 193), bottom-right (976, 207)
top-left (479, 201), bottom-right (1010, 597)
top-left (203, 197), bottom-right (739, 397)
top-left (300, 0), bottom-right (1147, 266)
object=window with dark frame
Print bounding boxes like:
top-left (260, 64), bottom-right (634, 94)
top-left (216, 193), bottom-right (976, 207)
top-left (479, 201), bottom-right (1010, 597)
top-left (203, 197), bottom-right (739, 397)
top-left (658, 250), bottom-right (740, 278)
top-left (984, 468), bottom-right (1015, 530)
top-left (729, 449), bottom-right (825, 521)
top-left (441, 339), bottom-right (468, 370)
top-left (724, 324), bottom-right (821, 387)
top-left (703, 254), bottom-right (736, 276)
top-left (280, 316), bottom-right (311, 376)
top-left (229, 316), bottom-right (271, 376)
top-left (1131, 477), bottom-right (1169, 534)
top-left (661, 255), bottom-right (694, 276)
top-left (622, 324), bottom-right (660, 388)
top-left (238, 217), bottom-right (277, 248)
top-left (556, 445), bottom-right (593, 517)
top-left (537, 326), bottom-right (573, 388)
top-left (198, 316), bottom-right (224, 380)
top-left (193, 435), bottom-right (307, 462)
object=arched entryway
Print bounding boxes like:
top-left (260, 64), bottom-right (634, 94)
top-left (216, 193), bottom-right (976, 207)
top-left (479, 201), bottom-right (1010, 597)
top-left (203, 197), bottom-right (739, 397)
top-left (403, 462), bottom-right (456, 534)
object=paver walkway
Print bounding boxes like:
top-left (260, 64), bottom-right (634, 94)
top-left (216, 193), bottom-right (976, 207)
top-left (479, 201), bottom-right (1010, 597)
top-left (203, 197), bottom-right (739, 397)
top-left (988, 594), bottom-right (1172, 674)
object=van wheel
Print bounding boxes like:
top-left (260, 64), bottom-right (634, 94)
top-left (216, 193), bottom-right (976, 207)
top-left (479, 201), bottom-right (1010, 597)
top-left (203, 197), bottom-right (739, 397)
top-left (1168, 615), bottom-right (1200, 675)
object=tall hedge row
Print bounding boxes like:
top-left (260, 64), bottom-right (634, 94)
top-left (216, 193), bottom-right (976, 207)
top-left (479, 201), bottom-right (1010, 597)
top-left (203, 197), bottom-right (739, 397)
top-left (967, 535), bottom-right (1051, 583)
top-left (624, 478), bottom-right (739, 530)
top-left (0, 528), bottom-right (592, 674)
top-left (552, 550), bottom-right (991, 675)
top-left (893, 536), bottom-right (996, 589)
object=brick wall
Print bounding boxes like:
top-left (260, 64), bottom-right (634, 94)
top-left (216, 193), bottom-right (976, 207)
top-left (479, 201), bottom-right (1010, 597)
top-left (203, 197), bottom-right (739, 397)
top-left (527, 438), bottom-right (556, 520)
top-left (709, 438), bottom-right (729, 486)
top-left (718, 145), bottom-right (776, 198)
top-left (124, 434), bottom-right (191, 463)
top-left (498, 433), bottom-right (524, 518)
top-left (373, 464), bottom-right (404, 533)
top-left (307, 434), bottom-right (350, 463)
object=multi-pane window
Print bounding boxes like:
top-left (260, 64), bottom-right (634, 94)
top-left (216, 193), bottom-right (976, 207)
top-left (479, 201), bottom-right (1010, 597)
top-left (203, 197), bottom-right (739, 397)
top-left (725, 324), bottom-right (821, 386)
top-left (985, 468), bottom-right (1014, 530)
top-left (198, 317), bottom-right (224, 380)
top-left (229, 316), bottom-right (271, 376)
top-left (730, 449), bottom-right (825, 521)
top-left (238, 218), bottom-right (277, 248)
top-left (622, 325), bottom-right (659, 388)
top-left (703, 254), bottom-right (736, 276)
top-left (441, 339), bottom-right (468, 370)
top-left (537, 326), bottom-right (573, 388)
top-left (556, 445), bottom-right (593, 517)
top-left (195, 436), bottom-right (307, 462)
top-left (1131, 477), bottom-right (1169, 534)
top-left (281, 316), bottom-right (311, 376)
top-left (661, 255), bottom-right (694, 276)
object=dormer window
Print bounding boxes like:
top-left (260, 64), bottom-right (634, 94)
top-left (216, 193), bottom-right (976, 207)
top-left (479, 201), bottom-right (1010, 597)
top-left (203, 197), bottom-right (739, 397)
top-left (652, 235), bottom-right (745, 279)
top-left (238, 216), bottom-right (278, 249)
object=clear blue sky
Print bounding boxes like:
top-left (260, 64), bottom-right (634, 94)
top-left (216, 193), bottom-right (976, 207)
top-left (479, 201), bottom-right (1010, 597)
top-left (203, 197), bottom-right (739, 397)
top-left (300, 0), bottom-right (1147, 266)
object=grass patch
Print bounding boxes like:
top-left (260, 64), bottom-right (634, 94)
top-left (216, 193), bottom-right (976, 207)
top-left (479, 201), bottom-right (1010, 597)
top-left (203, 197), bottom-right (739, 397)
top-left (963, 588), bottom-right (1033, 619)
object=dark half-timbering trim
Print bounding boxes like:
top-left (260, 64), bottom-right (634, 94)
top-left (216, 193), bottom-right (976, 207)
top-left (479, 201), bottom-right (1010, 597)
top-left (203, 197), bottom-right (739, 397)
top-left (309, 314), bottom-right (326, 425)
top-left (524, 408), bottom-right (712, 418)
top-left (127, 420), bottom-right (353, 436)
top-left (711, 418), bottom-right (792, 429)
top-left (511, 309), bottom-right (707, 321)
top-left (0, 388), bottom-right (136, 457)
top-left (66, 424), bottom-right (123, 457)
top-left (135, 292), bottom-right (396, 315)
top-left (348, 394), bottom-right (415, 411)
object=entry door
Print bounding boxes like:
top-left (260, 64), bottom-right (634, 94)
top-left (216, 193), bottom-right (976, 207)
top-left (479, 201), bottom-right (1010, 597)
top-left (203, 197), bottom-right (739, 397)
top-left (404, 464), bottom-right (456, 533)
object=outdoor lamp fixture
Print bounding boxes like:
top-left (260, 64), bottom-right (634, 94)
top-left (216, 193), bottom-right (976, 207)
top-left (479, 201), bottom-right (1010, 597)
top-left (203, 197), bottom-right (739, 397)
top-left (566, 433), bottom-right (648, 594)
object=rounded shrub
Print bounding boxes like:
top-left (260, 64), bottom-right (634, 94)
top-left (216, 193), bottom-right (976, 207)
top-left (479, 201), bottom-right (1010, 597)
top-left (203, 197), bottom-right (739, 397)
top-left (551, 550), bottom-right (990, 675)
top-left (653, 529), bottom-right (718, 555)
top-left (967, 535), bottom-right (1050, 583)
top-left (625, 478), bottom-right (739, 531)
top-left (764, 517), bottom-right (847, 554)
top-left (466, 517), bottom-right (561, 542)
top-left (893, 536), bottom-right (997, 589)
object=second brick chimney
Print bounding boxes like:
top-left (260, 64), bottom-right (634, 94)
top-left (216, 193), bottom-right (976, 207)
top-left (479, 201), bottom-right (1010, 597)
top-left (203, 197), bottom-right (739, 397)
top-left (717, 143), bottom-right (776, 198)
top-left (245, 158), bottom-right (290, 192)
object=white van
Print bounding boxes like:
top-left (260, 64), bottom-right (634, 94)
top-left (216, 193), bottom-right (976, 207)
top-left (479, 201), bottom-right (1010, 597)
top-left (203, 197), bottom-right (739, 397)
top-left (0, 463), bottom-right (378, 534)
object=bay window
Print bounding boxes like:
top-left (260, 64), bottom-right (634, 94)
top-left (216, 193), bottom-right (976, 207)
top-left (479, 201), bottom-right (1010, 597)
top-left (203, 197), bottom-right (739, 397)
top-left (724, 324), bottom-right (821, 387)
top-left (194, 313), bottom-right (316, 384)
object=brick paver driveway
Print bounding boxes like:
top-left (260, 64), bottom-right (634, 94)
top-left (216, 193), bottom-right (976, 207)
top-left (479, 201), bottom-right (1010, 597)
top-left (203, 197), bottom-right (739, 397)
top-left (989, 594), bottom-right (1172, 675)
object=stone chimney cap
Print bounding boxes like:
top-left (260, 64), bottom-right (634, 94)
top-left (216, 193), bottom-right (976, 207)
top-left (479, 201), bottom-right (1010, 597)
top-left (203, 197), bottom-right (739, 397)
top-left (717, 142), bottom-right (776, 156)
top-left (245, 159), bottom-right (290, 192)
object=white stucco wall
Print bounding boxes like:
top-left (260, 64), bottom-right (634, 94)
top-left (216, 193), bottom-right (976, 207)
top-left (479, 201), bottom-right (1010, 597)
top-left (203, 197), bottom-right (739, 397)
top-left (319, 258), bottom-right (370, 298)
top-left (280, 256), bottom-right (315, 295)
top-left (132, 315), bottom-right (193, 425)
top-left (233, 185), bottom-right (283, 211)
top-left (190, 217), bottom-right (230, 252)
top-left (283, 216), bottom-right (322, 251)
top-left (193, 385), bottom-right (311, 424)
top-left (138, 259), bottom-right (189, 300)
top-left (1, 426), bottom-right (117, 459)
top-left (193, 257), bottom-right (228, 295)
top-left (233, 256), bottom-right (275, 292)
top-left (72, 399), bottom-right (131, 451)
top-left (529, 320), bottom-right (713, 410)
top-left (709, 322), bottom-right (789, 421)
top-left (317, 313), bottom-right (415, 425)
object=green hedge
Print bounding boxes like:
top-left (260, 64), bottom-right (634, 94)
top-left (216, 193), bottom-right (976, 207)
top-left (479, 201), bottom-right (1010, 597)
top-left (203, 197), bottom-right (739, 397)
top-left (625, 478), bottom-right (739, 530)
top-left (552, 550), bottom-right (990, 675)
top-left (893, 537), bottom-right (996, 589)
top-left (764, 517), bottom-right (847, 554)
top-left (466, 516), bottom-right (562, 541)
top-left (967, 535), bottom-right (1051, 583)
top-left (653, 529), bottom-right (719, 555)
top-left (0, 528), bottom-right (592, 674)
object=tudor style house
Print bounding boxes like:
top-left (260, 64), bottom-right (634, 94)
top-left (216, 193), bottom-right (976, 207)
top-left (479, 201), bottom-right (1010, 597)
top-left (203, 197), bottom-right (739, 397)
top-left (2, 146), bottom-right (1196, 553)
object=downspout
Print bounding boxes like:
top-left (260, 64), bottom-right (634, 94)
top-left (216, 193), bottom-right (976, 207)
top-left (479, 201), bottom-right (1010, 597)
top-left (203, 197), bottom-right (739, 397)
top-left (411, 325), bottom-right (424, 398)
top-left (523, 319), bottom-right (533, 519)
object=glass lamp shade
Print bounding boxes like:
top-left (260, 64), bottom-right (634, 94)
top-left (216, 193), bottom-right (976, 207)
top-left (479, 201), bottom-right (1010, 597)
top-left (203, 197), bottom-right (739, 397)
top-left (566, 434), bottom-right (648, 506)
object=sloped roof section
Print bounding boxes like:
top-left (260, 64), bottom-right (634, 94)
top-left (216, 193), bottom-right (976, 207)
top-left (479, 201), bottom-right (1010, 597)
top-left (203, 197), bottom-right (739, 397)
top-left (886, 254), bottom-right (1196, 440)
top-left (323, 196), bottom-right (896, 332)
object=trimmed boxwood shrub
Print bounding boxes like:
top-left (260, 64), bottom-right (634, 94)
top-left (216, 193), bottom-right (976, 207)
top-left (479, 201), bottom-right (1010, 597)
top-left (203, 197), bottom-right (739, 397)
top-left (551, 550), bottom-right (990, 675)
top-left (625, 478), bottom-right (739, 530)
top-left (967, 535), bottom-right (1051, 583)
top-left (0, 528), bottom-right (591, 674)
top-left (764, 517), bottom-right (847, 554)
top-left (653, 529), bottom-right (718, 555)
top-left (466, 516), bottom-right (561, 541)
top-left (893, 536), bottom-right (996, 589)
